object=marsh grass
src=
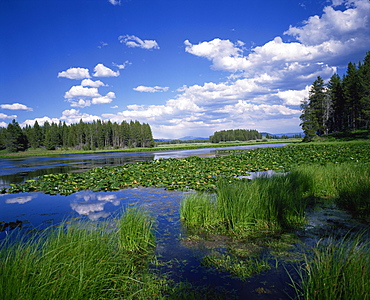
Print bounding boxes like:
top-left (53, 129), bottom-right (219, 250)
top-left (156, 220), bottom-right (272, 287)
top-left (291, 233), bottom-right (370, 300)
top-left (0, 208), bottom-right (165, 300)
top-left (181, 163), bottom-right (370, 237)
top-left (118, 206), bottom-right (156, 254)
top-left (181, 174), bottom-right (310, 237)
top-left (291, 163), bottom-right (370, 220)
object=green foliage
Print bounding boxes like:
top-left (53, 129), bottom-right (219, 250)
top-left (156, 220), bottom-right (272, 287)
top-left (293, 234), bottom-right (370, 300)
top-left (181, 174), bottom-right (309, 237)
top-left (0, 119), bottom-right (155, 152)
top-left (301, 51), bottom-right (370, 139)
top-left (5, 119), bottom-right (28, 152)
top-left (210, 129), bottom-right (261, 143)
top-left (118, 206), bottom-right (156, 254)
top-left (0, 212), bottom-right (163, 300)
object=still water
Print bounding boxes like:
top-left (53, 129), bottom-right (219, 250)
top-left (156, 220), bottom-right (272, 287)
top-left (1, 143), bottom-right (368, 299)
top-left (0, 143), bottom-right (288, 187)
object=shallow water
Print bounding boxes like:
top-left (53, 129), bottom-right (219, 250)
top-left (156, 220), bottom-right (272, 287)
top-left (0, 143), bottom-right (289, 187)
top-left (0, 187), bottom-right (298, 299)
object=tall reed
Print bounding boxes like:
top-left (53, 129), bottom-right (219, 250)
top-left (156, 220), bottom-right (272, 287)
top-left (181, 174), bottom-right (310, 236)
top-left (293, 233), bottom-right (370, 299)
top-left (0, 208), bottom-right (161, 300)
top-left (118, 206), bottom-right (156, 254)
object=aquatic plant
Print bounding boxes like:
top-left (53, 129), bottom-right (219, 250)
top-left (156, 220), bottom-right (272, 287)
top-left (4, 141), bottom-right (370, 195)
top-left (0, 209), bottom-right (164, 300)
top-left (291, 233), bottom-right (370, 300)
top-left (181, 174), bottom-right (309, 237)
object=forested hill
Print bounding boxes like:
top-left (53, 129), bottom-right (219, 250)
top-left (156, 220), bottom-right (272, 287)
top-left (0, 119), bottom-right (154, 153)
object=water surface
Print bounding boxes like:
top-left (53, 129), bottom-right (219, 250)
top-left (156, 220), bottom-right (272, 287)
top-left (0, 143), bottom-right (288, 187)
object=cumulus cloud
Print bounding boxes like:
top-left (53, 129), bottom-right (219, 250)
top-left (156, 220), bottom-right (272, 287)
top-left (285, 0), bottom-right (370, 46)
top-left (93, 64), bottom-right (120, 77)
top-left (21, 116), bottom-right (60, 127)
top-left (81, 79), bottom-right (106, 87)
top-left (119, 35), bottom-right (160, 50)
top-left (133, 86), bottom-right (169, 93)
top-left (92, 92), bottom-right (116, 104)
top-left (64, 86), bottom-right (100, 99)
top-left (61, 109), bottom-right (101, 124)
top-left (58, 67), bottom-right (91, 80)
top-left (0, 103), bottom-right (33, 111)
top-left (277, 86), bottom-right (310, 105)
top-left (0, 112), bottom-right (17, 119)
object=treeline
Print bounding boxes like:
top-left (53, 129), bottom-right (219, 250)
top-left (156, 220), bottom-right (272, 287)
top-left (0, 119), bottom-right (154, 152)
top-left (210, 129), bottom-right (261, 143)
top-left (300, 51), bottom-right (370, 141)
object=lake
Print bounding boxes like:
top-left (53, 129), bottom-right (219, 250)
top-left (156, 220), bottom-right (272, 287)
top-left (0, 143), bottom-right (289, 187)
top-left (4, 142), bottom-right (363, 299)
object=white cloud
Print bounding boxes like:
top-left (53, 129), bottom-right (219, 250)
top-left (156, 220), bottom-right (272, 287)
top-left (58, 67), bottom-right (91, 80)
top-left (277, 86), bottom-right (310, 105)
top-left (93, 64), bottom-right (120, 77)
top-left (0, 112), bottom-right (17, 119)
top-left (285, 0), bottom-right (370, 46)
top-left (119, 35), bottom-right (160, 50)
top-left (70, 99), bottom-right (91, 108)
top-left (108, 0), bottom-right (120, 5)
top-left (81, 79), bottom-right (106, 87)
top-left (0, 121), bottom-right (7, 127)
top-left (64, 86), bottom-right (100, 99)
top-left (0, 103), bottom-right (33, 111)
top-left (133, 85), bottom-right (169, 93)
top-left (112, 61), bottom-right (130, 69)
top-left (61, 109), bottom-right (101, 124)
top-left (92, 92), bottom-right (116, 104)
top-left (21, 116), bottom-right (60, 127)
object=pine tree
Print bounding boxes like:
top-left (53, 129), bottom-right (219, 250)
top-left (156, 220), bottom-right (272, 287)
top-left (359, 51), bottom-right (370, 128)
top-left (308, 76), bottom-right (329, 135)
top-left (5, 120), bottom-right (28, 152)
top-left (300, 98), bottom-right (318, 142)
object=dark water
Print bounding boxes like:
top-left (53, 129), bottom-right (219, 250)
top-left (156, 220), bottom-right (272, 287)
top-left (0, 143), bottom-right (288, 188)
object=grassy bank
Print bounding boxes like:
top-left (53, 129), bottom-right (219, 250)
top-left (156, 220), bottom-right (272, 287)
top-left (180, 162), bottom-right (370, 236)
top-left (0, 207), bottom-right (164, 300)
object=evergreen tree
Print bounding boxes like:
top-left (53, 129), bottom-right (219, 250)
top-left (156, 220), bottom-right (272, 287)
top-left (308, 76), bottom-right (328, 135)
top-left (343, 62), bottom-right (362, 129)
top-left (5, 120), bottom-right (28, 152)
top-left (300, 98), bottom-right (318, 142)
top-left (359, 51), bottom-right (370, 128)
top-left (327, 74), bottom-right (345, 132)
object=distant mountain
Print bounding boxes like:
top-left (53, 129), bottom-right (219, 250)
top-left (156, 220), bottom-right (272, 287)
top-left (262, 132), bottom-right (303, 137)
top-left (178, 136), bottom-right (208, 141)
top-left (154, 136), bottom-right (208, 142)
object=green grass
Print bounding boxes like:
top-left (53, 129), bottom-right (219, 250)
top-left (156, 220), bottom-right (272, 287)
top-left (181, 174), bottom-right (310, 237)
top-left (0, 208), bottom-right (166, 300)
top-left (291, 233), bottom-right (370, 300)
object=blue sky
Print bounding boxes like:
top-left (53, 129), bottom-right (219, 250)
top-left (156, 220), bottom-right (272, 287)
top-left (1, 0), bottom-right (370, 139)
